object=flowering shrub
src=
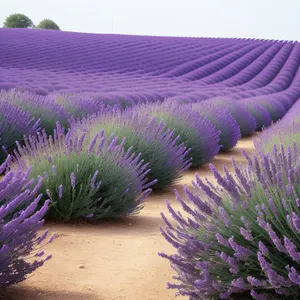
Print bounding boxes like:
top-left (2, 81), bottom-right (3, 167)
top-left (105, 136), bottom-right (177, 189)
top-left (0, 101), bottom-right (39, 163)
top-left (134, 102), bottom-right (221, 168)
top-left (0, 89), bottom-right (69, 135)
top-left (13, 123), bottom-right (154, 220)
top-left (71, 110), bottom-right (191, 190)
top-left (49, 93), bottom-right (107, 118)
top-left (0, 156), bottom-right (54, 287)
top-left (192, 102), bottom-right (241, 151)
top-left (254, 98), bottom-right (287, 122)
top-left (206, 99), bottom-right (257, 136)
top-left (254, 121), bottom-right (300, 155)
top-left (242, 100), bottom-right (272, 130)
top-left (160, 145), bottom-right (300, 299)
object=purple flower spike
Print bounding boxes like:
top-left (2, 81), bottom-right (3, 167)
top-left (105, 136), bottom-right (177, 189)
top-left (70, 172), bottom-right (76, 189)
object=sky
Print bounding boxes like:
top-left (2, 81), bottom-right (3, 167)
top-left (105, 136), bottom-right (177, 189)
top-left (1, 0), bottom-right (300, 40)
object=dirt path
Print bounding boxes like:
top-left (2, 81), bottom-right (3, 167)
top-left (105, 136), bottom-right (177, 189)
top-left (1, 137), bottom-right (256, 300)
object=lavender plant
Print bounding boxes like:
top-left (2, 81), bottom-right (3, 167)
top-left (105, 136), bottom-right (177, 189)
top-left (160, 145), bottom-right (300, 299)
top-left (0, 89), bottom-right (69, 135)
top-left (133, 102), bottom-right (221, 168)
top-left (242, 100), bottom-right (272, 130)
top-left (0, 156), bottom-right (55, 287)
top-left (71, 110), bottom-right (192, 190)
top-left (254, 121), bottom-right (300, 155)
top-left (192, 102), bottom-right (241, 151)
top-left (0, 101), bottom-right (39, 164)
top-left (13, 123), bottom-right (154, 220)
top-left (49, 93), bottom-right (107, 118)
top-left (206, 99), bottom-right (257, 136)
top-left (254, 98), bottom-right (287, 122)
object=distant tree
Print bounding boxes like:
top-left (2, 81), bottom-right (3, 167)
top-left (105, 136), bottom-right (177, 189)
top-left (37, 19), bottom-right (60, 30)
top-left (3, 13), bottom-right (34, 28)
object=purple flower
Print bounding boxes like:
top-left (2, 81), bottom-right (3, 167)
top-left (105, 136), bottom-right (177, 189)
top-left (258, 241), bottom-right (269, 257)
top-left (228, 237), bottom-right (252, 260)
top-left (51, 165), bottom-right (56, 176)
top-left (240, 227), bottom-right (253, 241)
top-left (58, 185), bottom-right (63, 199)
top-left (70, 172), bottom-right (76, 189)
top-left (284, 237), bottom-right (300, 261)
top-left (292, 212), bottom-right (300, 231)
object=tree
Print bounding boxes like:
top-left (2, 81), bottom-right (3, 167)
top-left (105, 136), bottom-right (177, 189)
top-left (3, 13), bottom-right (33, 28)
top-left (37, 19), bottom-right (60, 30)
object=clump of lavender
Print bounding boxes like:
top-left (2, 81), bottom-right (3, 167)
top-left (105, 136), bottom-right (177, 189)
top-left (0, 101), bottom-right (39, 164)
top-left (160, 145), bottom-right (300, 299)
top-left (192, 102), bottom-right (241, 151)
top-left (206, 98), bottom-right (257, 136)
top-left (242, 99), bottom-right (272, 130)
top-left (13, 123), bottom-right (154, 220)
top-left (253, 98), bottom-right (287, 122)
top-left (0, 156), bottom-right (55, 287)
top-left (0, 89), bottom-right (69, 135)
top-left (133, 101), bottom-right (221, 168)
top-left (71, 110), bottom-right (191, 190)
top-left (49, 93), bottom-right (107, 118)
top-left (254, 121), bottom-right (300, 155)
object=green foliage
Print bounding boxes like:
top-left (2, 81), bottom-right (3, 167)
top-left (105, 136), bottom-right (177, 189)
top-left (3, 13), bottom-right (33, 28)
top-left (80, 115), bottom-right (190, 191)
top-left (30, 151), bottom-right (140, 220)
top-left (254, 121), bottom-right (300, 154)
top-left (14, 125), bottom-right (152, 221)
top-left (37, 19), bottom-right (60, 30)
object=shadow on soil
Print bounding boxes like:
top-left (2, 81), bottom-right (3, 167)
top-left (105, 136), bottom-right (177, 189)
top-left (0, 286), bottom-right (98, 300)
top-left (44, 214), bottom-right (165, 236)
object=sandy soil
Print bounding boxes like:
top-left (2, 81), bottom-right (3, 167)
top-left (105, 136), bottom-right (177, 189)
top-left (1, 137), bottom-right (256, 300)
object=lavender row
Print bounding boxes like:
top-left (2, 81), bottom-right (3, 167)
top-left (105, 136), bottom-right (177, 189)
top-left (1, 29), bottom-right (300, 107)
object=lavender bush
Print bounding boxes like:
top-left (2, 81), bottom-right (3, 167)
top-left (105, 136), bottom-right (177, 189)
top-left (71, 110), bottom-right (192, 190)
top-left (134, 102), bottom-right (221, 168)
top-left (254, 121), bottom-right (300, 155)
top-left (254, 98), bottom-right (287, 122)
top-left (0, 89), bottom-right (69, 135)
top-left (13, 123), bottom-right (155, 220)
top-left (192, 102), bottom-right (241, 151)
top-left (49, 93), bottom-right (107, 118)
top-left (0, 101), bottom-right (39, 164)
top-left (160, 145), bottom-right (300, 299)
top-left (205, 99), bottom-right (257, 136)
top-left (242, 100), bottom-right (272, 130)
top-left (0, 156), bottom-right (54, 287)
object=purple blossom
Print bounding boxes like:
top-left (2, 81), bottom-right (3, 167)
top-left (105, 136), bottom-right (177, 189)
top-left (258, 242), bottom-right (269, 257)
top-left (240, 227), bottom-right (253, 241)
top-left (70, 172), bottom-right (76, 189)
top-left (228, 237), bottom-right (252, 260)
top-left (58, 185), bottom-right (63, 199)
top-left (292, 212), bottom-right (300, 231)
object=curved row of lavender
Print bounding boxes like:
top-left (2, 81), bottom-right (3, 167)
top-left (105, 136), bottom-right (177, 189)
top-left (254, 97), bottom-right (300, 155)
top-left (0, 28), bottom-right (300, 109)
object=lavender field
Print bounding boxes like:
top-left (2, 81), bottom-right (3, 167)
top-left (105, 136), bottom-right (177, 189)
top-left (1, 28), bottom-right (300, 105)
top-left (1, 27), bottom-right (300, 300)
